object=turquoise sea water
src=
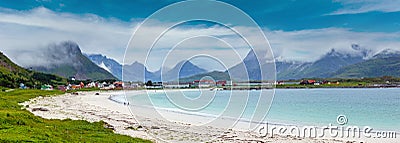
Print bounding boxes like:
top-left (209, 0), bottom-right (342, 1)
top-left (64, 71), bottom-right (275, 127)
top-left (123, 88), bottom-right (400, 131)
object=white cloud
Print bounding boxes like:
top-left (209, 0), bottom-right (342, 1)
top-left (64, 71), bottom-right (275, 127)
top-left (1, 7), bottom-right (400, 72)
top-left (267, 28), bottom-right (400, 61)
top-left (330, 0), bottom-right (400, 15)
top-left (0, 7), bottom-right (134, 66)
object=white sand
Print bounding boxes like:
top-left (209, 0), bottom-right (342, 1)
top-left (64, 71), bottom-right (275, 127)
top-left (20, 90), bottom-right (398, 143)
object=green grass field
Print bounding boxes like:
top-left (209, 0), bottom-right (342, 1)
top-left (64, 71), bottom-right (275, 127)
top-left (0, 89), bottom-right (152, 142)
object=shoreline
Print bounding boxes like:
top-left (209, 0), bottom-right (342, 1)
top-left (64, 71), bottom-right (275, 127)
top-left (21, 90), bottom-right (399, 142)
top-left (111, 89), bottom-right (400, 132)
top-left (131, 86), bottom-right (400, 90)
top-left (276, 86), bottom-right (400, 89)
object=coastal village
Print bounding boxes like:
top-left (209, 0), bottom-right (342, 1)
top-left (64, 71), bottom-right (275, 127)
top-left (29, 76), bottom-right (400, 91)
top-left (35, 79), bottom-right (269, 91)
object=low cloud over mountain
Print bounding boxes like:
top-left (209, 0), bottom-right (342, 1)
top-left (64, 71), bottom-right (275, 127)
top-left (29, 41), bottom-right (116, 80)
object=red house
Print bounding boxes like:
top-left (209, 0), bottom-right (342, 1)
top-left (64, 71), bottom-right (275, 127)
top-left (300, 79), bottom-right (316, 85)
top-left (216, 80), bottom-right (227, 86)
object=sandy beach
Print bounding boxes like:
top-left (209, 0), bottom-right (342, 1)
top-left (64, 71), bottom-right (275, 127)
top-left (20, 90), bottom-right (398, 143)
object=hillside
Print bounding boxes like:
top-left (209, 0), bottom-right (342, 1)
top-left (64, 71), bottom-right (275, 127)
top-left (276, 49), bottom-right (365, 80)
top-left (31, 41), bottom-right (116, 80)
top-left (0, 52), bottom-right (66, 88)
top-left (275, 61), bottom-right (311, 80)
top-left (333, 56), bottom-right (400, 78)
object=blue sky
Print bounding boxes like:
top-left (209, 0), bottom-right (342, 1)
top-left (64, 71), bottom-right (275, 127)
top-left (2, 0), bottom-right (399, 32)
top-left (1, 0), bottom-right (400, 71)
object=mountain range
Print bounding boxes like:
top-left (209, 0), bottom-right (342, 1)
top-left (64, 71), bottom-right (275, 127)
top-left (119, 60), bottom-right (208, 82)
top-left (180, 46), bottom-right (400, 81)
top-left (275, 47), bottom-right (400, 80)
top-left (86, 54), bottom-right (208, 82)
top-left (88, 46), bottom-right (400, 81)
top-left (12, 40), bottom-right (398, 82)
top-left (3, 40), bottom-right (399, 84)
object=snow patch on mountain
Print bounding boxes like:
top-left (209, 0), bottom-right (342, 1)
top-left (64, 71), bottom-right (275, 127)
top-left (98, 61), bottom-right (111, 73)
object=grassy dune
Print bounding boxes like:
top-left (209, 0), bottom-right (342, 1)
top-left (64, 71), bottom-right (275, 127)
top-left (0, 89), bottom-right (151, 142)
